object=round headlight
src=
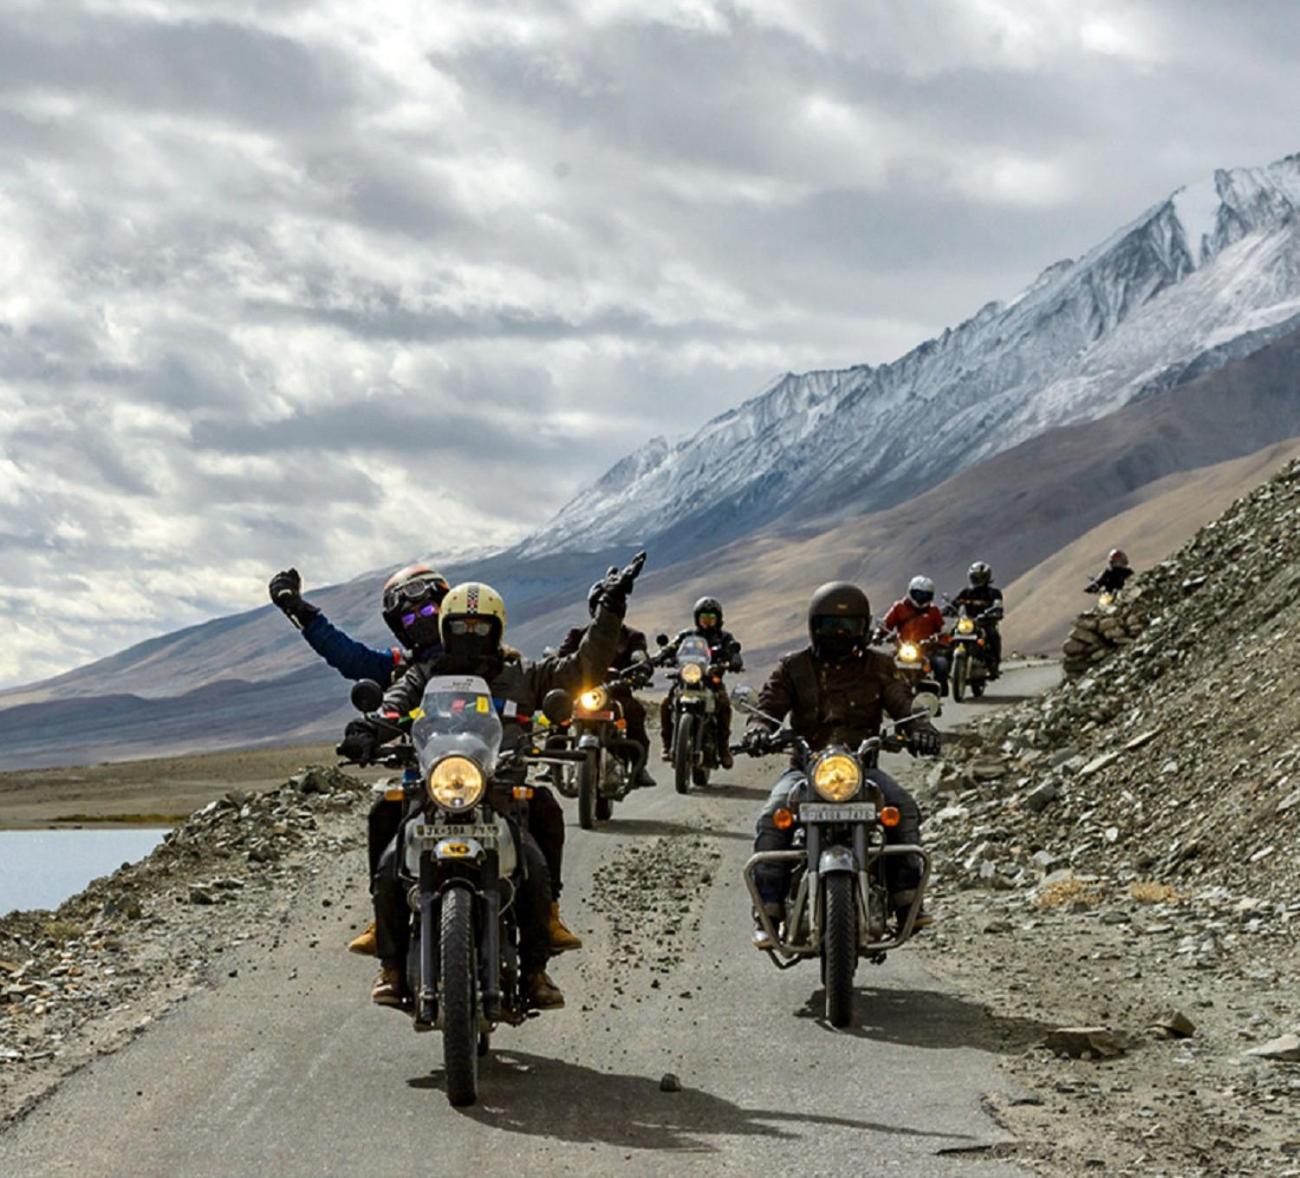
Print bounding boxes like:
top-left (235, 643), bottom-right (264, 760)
top-left (429, 756), bottom-right (485, 812)
top-left (579, 686), bottom-right (609, 711)
top-left (1098, 593), bottom-right (1114, 608)
top-left (811, 753), bottom-right (862, 802)
top-left (681, 662), bottom-right (704, 685)
top-left (898, 642), bottom-right (920, 663)
top-left (957, 618), bottom-right (975, 635)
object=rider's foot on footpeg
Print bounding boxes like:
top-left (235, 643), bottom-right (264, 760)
top-left (525, 970), bottom-right (565, 1009)
top-left (371, 965), bottom-right (404, 1007)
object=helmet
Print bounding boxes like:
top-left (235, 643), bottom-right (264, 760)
top-left (906, 575), bottom-right (935, 608)
top-left (381, 564), bottom-right (450, 649)
top-left (439, 582), bottom-right (507, 666)
top-left (968, 561), bottom-right (993, 587)
top-left (693, 596), bottom-right (723, 631)
top-left (807, 582), bottom-right (870, 662)
top-left (1108, 548), bottom-right (1129, 568)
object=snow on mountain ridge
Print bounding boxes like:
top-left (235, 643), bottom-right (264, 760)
top-left (525, 152), bottom-right (1300, 557)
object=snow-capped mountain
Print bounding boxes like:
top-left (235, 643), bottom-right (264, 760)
top-left (522, 152), bottom-right (1300, 558)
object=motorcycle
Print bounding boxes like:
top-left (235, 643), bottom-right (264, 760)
top-left (546, 652), bottom-right (656, 830)
top-left (733, 684), bottom-right (940, 1029)
top-left (947, 603), bottom-right (1002, 702)
top-left (656, 633), bottom-right (734, 794)
top-left (874, 625), bottom-right (947, 705)
top-left (340, 676), bottom-right (577, 1108)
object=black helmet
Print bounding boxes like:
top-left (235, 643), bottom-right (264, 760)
top-left (381, 564), bottom-right (450, 650)
top-left (808, 581), bottom-right (870, 662)
top-left (693, 596), bottom-right (723, 631)
top-left (968, 561), bottom-right (993, 587)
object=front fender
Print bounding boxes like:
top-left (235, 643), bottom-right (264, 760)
top-left (818, 845), bottom-right (859, 875)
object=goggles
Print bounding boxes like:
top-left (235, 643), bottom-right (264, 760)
top-left (400, 602), bottom-right (438, 628)
top-left (445, 617), bottom-right (496, 637)
top-left (385, 576), bottom-right (447, 611)
top-left (696, 612), bottom-right (719, 628)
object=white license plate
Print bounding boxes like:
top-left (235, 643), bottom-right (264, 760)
top-left (413, 823), bottom-right (499, 847)
top-left (799, 803), bottom-right (876, 823)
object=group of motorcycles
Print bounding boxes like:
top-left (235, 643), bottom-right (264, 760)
top-left (877, 596), bottom-right (1004, 703)
top-left (334, 605), bottom-right (952, 1105)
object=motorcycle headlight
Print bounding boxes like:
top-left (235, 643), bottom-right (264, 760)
top-left (428, 756), bottom-right (485, 812)
top-left (579, 686), bottom-right (609, 712)
top-left (1098, 593), bottom-right (1114, 608)
top-left (681, 662), bottom-right (704, 685)
top-left (956, 618), bottom-right (975, 635)
top-left (898, 642), bottom-right (920, 663)
top-left (811, 753), bottom-right (862, 802)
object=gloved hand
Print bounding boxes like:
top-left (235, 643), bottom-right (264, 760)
top-left (268, 568), bottom-right (320, 630)
top-left (337, 718), bottom-right (381, 763)
top-left (596, 551), bottom-right (647, 618)
top-left (908, 724), bottom-right (941, 757)
top-left (742, 727), bottom-right (774, 756)
top-left (729, 652), bottom-right (744, 673)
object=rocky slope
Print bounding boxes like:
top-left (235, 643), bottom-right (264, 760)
top-left (524, 153), bottom-right (1300, 559)
top-left (912, 458), bottom-right (1300, 1175)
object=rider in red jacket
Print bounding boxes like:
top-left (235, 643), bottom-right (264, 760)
top-left (882, 576), bottom-right (945, 644)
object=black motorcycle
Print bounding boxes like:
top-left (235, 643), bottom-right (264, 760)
top-left (656, 633), bottom-right (735, 793)
top-left (948, 603), bottom-right (1002, 702)
top-left (340, 676), bottom-right (575, 1107)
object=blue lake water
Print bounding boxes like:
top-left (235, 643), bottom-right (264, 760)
top-left (0, 829), bottom-right (168, 916)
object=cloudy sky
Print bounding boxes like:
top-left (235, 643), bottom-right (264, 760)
top-left (1, 0), bottom-right (1298, 687)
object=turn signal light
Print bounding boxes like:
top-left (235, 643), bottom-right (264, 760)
top-left (383, 787), bottom-right (405, 802)
top-left (512, 786), bottom-right (534, 800)
top-left (773, 807), bottom-right (795, 831)
top-left (880, 806), bottom-right (901, 828)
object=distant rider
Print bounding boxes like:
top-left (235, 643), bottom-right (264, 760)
top-left (1086, 549), bottom-right (1134, 596)
top-left (658, 596), bottom-right (743, 769)
top-left (743, 582), bottom-right (940, 947)
top-left (880, 575), bottom-right (948, 693)
top-left (556, 579), bottom-right (656, 788)
top-left (945, 561), bottom-right (1003, 678)
top-left (269, 565), bottom-right (580, 958)
top-left (345, 555), bottom-right (646, 1010)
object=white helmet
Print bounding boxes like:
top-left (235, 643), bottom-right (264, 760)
top-left (907, 575), bottom-right (936, 608)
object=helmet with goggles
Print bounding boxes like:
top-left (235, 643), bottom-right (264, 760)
top-left (381, 564), bottom-right (450, 649)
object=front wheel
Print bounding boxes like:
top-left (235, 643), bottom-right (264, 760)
top-left (823, 873), bottom-right (857, 1029)
top-left (440, 886), bottom-right (479, 1106)
top-left (578, 748), bottom-right (600, 830)
top-left (951, 652), bottom-right (967, 702)
top-left (674, 713), bottom-right (695, 794)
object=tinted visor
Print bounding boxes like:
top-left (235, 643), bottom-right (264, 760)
top-left (909, 589), bottom-right (934, 606)
top-left (401, 601), bottom-right (438, 628)
top-left (810, 614), bottom-right (867, 638)
top-left (696, 612), bottom-right (720, 629)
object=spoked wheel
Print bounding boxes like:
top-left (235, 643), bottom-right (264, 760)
top-left (577, 749), bottom-right (600, 830)
top-left (823, 874), bottom-right (857, 1029)
top-left (673, 714), bottom-right (695, 794)
top-left (440, 886), bottom-right (479, 1106)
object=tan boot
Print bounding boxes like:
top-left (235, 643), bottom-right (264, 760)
top-left (525, 969), bottom-right (565, 1010)
top-left (547, 902), bottom-right (583, 952)
top-left (371, 965), bottom-right (404, 1007)
top-left (348, 921), bottom-right (377, 956)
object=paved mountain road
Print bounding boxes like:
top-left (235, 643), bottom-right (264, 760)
top-left (1, 664), bottom-right (1056, 1177)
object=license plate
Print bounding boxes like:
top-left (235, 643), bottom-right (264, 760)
top-left (799, 803), bottom-right (876, 823)
top-left (412, 823), bottom-right (499, 847)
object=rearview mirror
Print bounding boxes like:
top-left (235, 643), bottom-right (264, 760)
top-left (630, 649), bottom-right (649, 664)
top-left (541, 689), bottom-right (574, 726)
top-left (655, 633), bottom-right (669, 647)
top-left (350, 679), bottom-right (384, 714)
top-left (912, 688), bottom-right (942, 720)
top-left (731, 684), bottom-right (757, 710)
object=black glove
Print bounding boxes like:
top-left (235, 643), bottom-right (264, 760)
top-left (908, 725), bottom-right (941, 757)
top-left (337, 718), bottom-right (380, 763)
top-left (729, 653), bottom-right (744, 672)
top-left (596, 551), bottom-right (647, 619)
top-left (269, 568), bottom-right (320, 630)
top-left (742, 728), bottom-right (773, 756)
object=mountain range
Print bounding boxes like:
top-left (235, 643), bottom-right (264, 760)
top-left (4, 151), bottom-right (1300, 768)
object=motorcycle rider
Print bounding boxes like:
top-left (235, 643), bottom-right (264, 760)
top-left (556, 578), bottom-right (656, 788)
top-left (880, 575), bottom-right (949, 694)
top-left (345, 554), bottom-right (646, 1010)
top-left (742, 582), bottom-right (940, 948)
top-left (658, 596), bottom-right (743, 770)
top-left (945, 561), bottom-right (1003, 678)
top-left (1086, 549), bottom-right (1134, 596)
top-left (270, 565), bottom-right (580, 958)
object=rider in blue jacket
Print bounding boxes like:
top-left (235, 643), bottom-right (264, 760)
top-left (268, 564), bottom-right (582, 956)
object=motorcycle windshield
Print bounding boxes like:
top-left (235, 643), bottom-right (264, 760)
top-left (677, 635), bottom-right (711, 667)
top-left (409, 675), bottom-right (503, 778)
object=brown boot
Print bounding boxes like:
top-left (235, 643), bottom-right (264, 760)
top-left (348, 921), bottom-right (377, 956)
top-left (371, 964), bottom-right (404, 1007)
top-left (525, 969), bottom-right (565, 1010)
top-left (548, 902), bottom-right (583, 952)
